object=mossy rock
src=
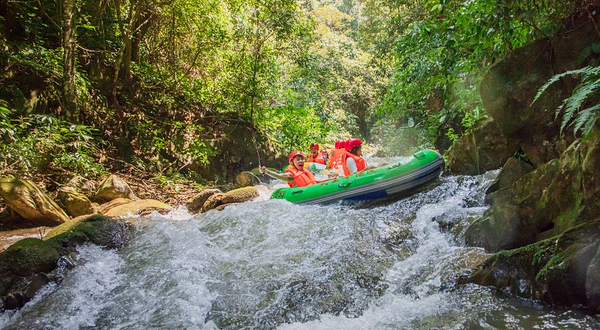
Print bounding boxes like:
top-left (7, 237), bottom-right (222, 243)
top-left (202, 187), bottom-right (259, 212)
top-left (221, 186), bottom-right (259, 204)
top-left (57, 186), bottom-right (96, 217)
top-left (586, 244), bottom-right (600, 311)
top-left (0, 238), bottom-right (59, 310)
top-left (44, 214), bottom-right (132, 252)
top-left (446, 117), bottom-right (518, 175)
top-left (0, 177), bottom-right (69, 227)
top-left (103, 199), bottom-right (172, 217)
top-left (186, 188), bottom-right (222, 214)
top-left (464, 219), bottom-right (600, 310)
top-left (0, 238), bottom-right (59, 277)
top-left (65, 175), bottom-right (96, 196)
top-left (93, 175), bottom-right (138, 202)
top-left (1, 214), bottom-right (133, 310)
top-left (486, 157), bottom-right (534, 195)
top-left (202, 193), bottom-right (225, 212)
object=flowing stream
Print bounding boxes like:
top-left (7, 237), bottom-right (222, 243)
top-left (1, 172), bottom-right (599, 329)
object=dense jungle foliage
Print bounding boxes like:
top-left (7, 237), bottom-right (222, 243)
top-left (0, 0), bottom-right (596, 182)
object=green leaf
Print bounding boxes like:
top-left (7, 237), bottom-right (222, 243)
top-left (79, 24), bottom-right (97, 31)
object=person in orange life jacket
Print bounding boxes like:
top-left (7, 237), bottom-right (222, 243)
top-left (327, 140), bottom-right (346, 170)
top-left (258, 151), bottom-right (317, 187)
top-left (306, 143), bottom-right (326, 165)
top-left (341, 138), bottom-right (367, 176)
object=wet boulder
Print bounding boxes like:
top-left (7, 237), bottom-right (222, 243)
top-left (102, 199), bottom-right (172, 217)
top-left (0, 238), bottom-right (59, 277)
top-left (466, 124), bottom-right (600, 252)
top-left (446, 117), bottom-right (518, 175)
top-left (202, 193), bottom-right (225, 212)
top-left (93, 175), bottom-right (138, 202)
top-left (0, 238), bottom-right (60, 310)
top-left (214, 203), bottom-right (240, 211)
top-left (0, 214), bottom-right (133, 310)
top-left (586, 245), bottom-right (600, 311)
top-left (57, 186), bottom-right (96, 217)
top-left (43, 214), bottom-right (132, 251)
top-left (485, 156), bottom-right (534, 195)
top-left (0, 178), bottom-right (70, 227)
top-left (463, 220), bottom-right (600, 311)
top-left (221, 186), bottom-right (259, 204)
top-left (202, 187), bottom-right (259, 212)
top-left (186, 188), bottom-right (222, 214)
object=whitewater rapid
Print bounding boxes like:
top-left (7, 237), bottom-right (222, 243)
top-left (1, 173), bottom-right (598, 329)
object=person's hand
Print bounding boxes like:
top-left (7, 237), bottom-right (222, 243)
top-left (258, 166), bottom-right (266, 174)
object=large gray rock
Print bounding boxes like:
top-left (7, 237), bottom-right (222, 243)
top-left (480, 18), bottom-right (600, 167)
top-left (466, 123), bottom-right (600, 252)
top-left (447, 117), bottom-right (518, 175)
top-left (485, 156), bottom-right (535, 195)
top-left (463, 220), bottom-right (600, 311)
top-left (0, 178), bottom-right (70, 227)
top-left (586, 244), bottom-right (600, 311)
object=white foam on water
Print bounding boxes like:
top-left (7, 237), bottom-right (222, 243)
top-left (1, 172), bottom-right (598, 329)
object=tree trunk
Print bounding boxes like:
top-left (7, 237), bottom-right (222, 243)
top-left (62, 0), bottom-right (78, 123)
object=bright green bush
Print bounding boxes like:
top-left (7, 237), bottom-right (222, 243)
top-left (0, 108), bottom-right (105, 176)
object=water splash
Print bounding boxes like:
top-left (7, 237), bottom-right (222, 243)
top-left (1, 173), bottom-right (598, 329)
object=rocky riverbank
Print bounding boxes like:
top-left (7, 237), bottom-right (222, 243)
top-left (447, 14), bottom-right (600, 312)
top-left (0, 172), bottom-right (261, 311)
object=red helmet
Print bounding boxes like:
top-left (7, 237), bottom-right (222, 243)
top-left (346, 138), bottom-right (362, 151)
top-left (335, 140), bottom-right (346, 150)
top-left (288, 151), bottom-right (305, 164)
top-left (310, 143), bottom-right (319, 150)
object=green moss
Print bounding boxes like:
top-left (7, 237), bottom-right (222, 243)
top-left (44, 214), bottom-right (131, 252)
top-left (0, 238), bottom-right (59, 276)
top-left (44, 214), bottom-right (106, 240)
top-left (554, 199), bottom-right (584, 234)
top-left (536, 244), bottom-right (578, 282)
top-left (222, 186), bottom-right (259, 204)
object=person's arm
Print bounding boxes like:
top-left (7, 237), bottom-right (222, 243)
top-left (258, 166), bottom-right (293, 182)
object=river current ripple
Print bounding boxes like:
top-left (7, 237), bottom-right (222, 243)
top-left (1, 172), bottom-right (599, 329)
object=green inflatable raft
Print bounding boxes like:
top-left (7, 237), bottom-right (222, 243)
top-left (270, 149), bottom-right (444, 204)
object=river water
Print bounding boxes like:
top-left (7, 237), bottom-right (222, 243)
top-left (1, 172), bottom-right (599, 329)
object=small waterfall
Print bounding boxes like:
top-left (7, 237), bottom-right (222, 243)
top-left (1, 172), bottom-right (598, 329)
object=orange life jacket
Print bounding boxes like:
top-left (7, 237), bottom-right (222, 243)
top-left (307, 152), bottom-right (325, 165)
top-left (328, 148), bottom-right (346, 170)
top-left (342, 152), bottom-right (366, 176)
top-left (285, 166), bottom-right (317, 188)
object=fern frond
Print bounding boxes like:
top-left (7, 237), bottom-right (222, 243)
top-left (560, 77), bottom-right (600, 133)
top-left (532, 66), bottom-right (597, 105)
top-left (555, 97), bottom-right (569, 120)
top-left (572, 104), bottom-right (600, 135)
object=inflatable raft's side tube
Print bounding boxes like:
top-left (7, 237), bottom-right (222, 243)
top-left (270, 150), bottom-right (444, 204)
